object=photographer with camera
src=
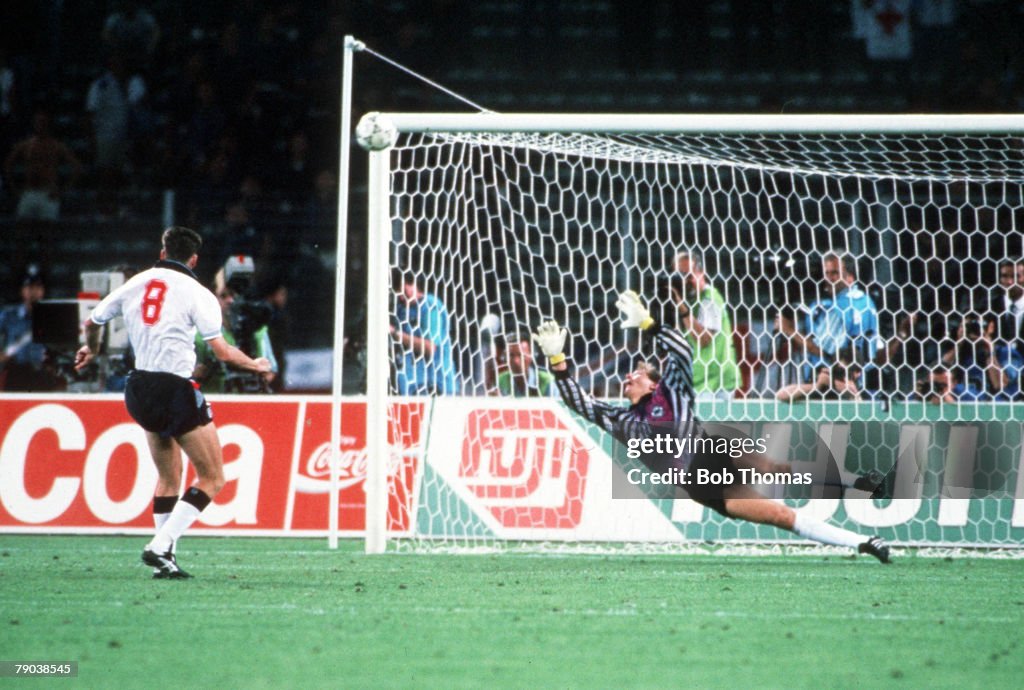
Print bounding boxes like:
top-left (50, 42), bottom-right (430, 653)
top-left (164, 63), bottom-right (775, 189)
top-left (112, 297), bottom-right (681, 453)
top-left (669, 251), bottom-right (740, 401)
top-left (193, 256), bottom-right (277, 393)
top-left (937, 313), bottom-right (1022, 401)
top-left (775, 348), bottom-right (864, 402)
top-left (913, 367), bottom-right (958, 405)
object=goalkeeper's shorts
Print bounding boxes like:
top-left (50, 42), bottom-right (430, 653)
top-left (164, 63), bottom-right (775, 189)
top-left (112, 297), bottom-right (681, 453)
top-left (682, 439), bottom-right (741, 517)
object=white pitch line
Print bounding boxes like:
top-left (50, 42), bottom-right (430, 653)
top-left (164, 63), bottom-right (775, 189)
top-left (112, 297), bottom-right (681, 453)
top-left (5, 598), bottom-right (1016, 625)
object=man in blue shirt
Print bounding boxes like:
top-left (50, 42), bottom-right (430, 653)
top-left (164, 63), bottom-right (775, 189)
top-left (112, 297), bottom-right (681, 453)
top-left (782, 253), bottom-right (880, 382)
top-left (0, 268), bottom-right (50, 391)
top-left (392, 273), bottom-right (458, 395)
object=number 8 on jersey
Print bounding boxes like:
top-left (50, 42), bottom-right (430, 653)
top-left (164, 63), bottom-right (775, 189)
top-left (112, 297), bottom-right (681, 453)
top-left (141, 279), bottom-right (168, 326)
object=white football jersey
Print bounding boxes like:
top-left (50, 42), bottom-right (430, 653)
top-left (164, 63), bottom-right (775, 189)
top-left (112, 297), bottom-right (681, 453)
top-left (89, 261), bottom-right (222, 378)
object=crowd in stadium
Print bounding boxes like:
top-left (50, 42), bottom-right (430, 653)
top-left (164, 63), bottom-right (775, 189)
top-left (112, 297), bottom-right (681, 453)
top-left (1, 1), bottom-right (365, 391)
top-left (388, 247), bottom-right (1024, 404)
top-left (2, 1), bottom-right (1023, 397)
top-left (759, 255), bottom-right (1024, 404)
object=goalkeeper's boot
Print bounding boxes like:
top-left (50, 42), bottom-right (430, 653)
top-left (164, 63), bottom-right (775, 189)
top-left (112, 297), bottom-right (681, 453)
top-left (853, 469), bottom-right (886, 498)
top-left (858, 536), bottom-right (892, 564)
top-left (143, 548), bottom-right (192, 579)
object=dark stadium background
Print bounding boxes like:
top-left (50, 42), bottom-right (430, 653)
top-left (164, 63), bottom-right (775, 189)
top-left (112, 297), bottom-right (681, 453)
top-left (1, 0), bottom-right (1021, 391)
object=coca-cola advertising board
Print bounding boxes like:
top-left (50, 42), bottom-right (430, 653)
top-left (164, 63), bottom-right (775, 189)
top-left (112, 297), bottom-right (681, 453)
top-left (0, 396), bottom-right (423, 535)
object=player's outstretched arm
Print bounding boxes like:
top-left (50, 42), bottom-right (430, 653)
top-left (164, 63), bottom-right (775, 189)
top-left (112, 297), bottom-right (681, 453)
top-left (208, 335), bottom-right (272, 374)
top-left (533, 320), bottom-right (635, 439)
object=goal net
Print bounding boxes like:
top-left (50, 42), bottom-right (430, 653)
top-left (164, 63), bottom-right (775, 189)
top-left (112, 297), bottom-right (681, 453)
top-left (360, 114), bottom-right (1024, 554)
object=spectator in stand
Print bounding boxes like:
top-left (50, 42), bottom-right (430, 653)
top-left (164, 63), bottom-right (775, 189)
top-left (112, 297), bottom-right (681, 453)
top-left (392, 271), bottom-right (458, 395)
top-left (0, 267), bottom-right (58, 391)
top-left (988, 259), bottom-right (1024, 356)
top-left (873, 311), bottom-right (943, 399)
top-left (670, 251), bottom-right (740, 401)
top-left (940, 314), bottom-right (1021, 401)
top-left (779, 252), bottom-right (879, 383)
top-left (85, 54), bottom-right (146, 215)
top-left (5, 109), bottom-right (81, 220)
top-left (4, 109), bottom-right (81, 267)
top-left (102, 0), bottom-right (161, 67)
top-left (494, 333), bottom-right (556, 398)
top-left (752, 304), bottom-right (803, 398)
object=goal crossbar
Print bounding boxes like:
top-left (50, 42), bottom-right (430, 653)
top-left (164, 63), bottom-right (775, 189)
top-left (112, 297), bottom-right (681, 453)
top-left (379, 112), bottom-right (1024, 135)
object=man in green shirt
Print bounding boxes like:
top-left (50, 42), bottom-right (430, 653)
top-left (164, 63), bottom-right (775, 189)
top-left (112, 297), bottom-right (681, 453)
top-left (495, 333), bottom-right (556, 397)
top-left (672, 251), bottom-right (740, 401)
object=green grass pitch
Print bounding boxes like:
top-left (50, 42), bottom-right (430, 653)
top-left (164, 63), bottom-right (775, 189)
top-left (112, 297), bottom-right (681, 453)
top-left (1, 536), bottom-right (1022, 688)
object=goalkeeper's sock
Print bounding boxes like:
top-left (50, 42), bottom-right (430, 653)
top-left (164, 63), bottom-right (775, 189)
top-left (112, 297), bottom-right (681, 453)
top-left (147, 488), bottom-right (211, 554)
top-left (791, 512), bottom-right (864, 549)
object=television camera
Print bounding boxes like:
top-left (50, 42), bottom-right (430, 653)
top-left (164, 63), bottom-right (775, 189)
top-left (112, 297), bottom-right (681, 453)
top-left (32, 271), bottom-right (129, 391)
top-left (221, 255), bottom-right (274, 393)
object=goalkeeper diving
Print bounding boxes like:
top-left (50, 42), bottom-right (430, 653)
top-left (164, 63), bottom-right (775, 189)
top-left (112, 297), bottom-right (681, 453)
top-left (533, 290), bottom-right (891, 563)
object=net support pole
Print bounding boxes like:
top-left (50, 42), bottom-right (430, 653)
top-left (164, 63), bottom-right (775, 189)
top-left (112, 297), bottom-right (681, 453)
top-left (364, 147), bottom-right (391, 554)
top-left (328, 35), bottom-right (360, 549)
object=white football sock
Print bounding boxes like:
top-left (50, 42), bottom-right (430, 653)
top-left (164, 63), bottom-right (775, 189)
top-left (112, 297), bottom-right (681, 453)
top-left (148, 501), bottom-right (202, 554)
top-left (792, 512), bottom-right (864, 549)
top-left (153, 511), bottom-right (174, 555)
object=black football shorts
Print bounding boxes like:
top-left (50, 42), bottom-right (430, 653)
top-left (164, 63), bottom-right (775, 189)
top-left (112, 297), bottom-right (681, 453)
top-left (125, 370), bottom-right (213, 439)
top-left (683, 436), bottom-right (742, 517)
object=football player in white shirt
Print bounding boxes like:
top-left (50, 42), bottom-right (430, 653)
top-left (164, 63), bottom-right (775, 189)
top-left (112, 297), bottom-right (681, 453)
top-left (75, 226), bottom-right (271, 578)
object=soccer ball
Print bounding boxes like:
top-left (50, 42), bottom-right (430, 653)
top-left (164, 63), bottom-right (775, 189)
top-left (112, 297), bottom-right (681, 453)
top-left (355, 112), bottom-right (398, 151)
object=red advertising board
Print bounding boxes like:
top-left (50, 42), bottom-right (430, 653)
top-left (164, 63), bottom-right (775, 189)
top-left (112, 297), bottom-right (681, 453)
top-left (0, 396), bottom-right (422, 535)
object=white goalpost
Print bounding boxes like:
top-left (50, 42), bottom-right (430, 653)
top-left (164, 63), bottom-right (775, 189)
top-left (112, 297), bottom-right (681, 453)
top-left (355, 112), bottom-right (1024, 554)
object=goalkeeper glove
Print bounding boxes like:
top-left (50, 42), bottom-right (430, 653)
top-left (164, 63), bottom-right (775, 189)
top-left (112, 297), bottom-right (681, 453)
top-left (532, 320), bottom-right (568, 366)
top-left (616, 290), bottom-right (655, 330)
